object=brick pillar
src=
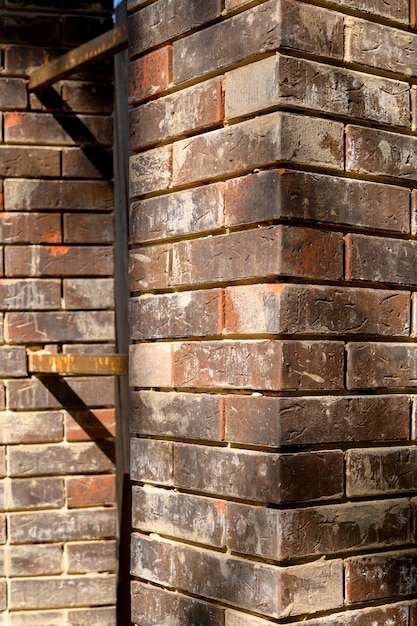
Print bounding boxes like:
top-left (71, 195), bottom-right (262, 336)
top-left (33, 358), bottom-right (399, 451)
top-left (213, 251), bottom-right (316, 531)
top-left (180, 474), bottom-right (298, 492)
top-left (0, 2), bottom-right (118, 623)
top-left (129, 0), bottom-right (417, 624)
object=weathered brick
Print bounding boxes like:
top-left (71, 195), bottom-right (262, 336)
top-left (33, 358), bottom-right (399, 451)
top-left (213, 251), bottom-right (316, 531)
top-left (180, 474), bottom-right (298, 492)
top-left (225, 395), bottom-right (410, 447)
top-left (129, 0), bottom-right (222, 56)
top-left (6, 376), bottom-right (115, 410)
top-left (8, 608), bottom-right (116, 626)
top-left (130, 289), bottom-right (223, 339)
top-left (66, 540), bottom-right (117, 573)
top-left (346, 234), bottom-right (417, 286)
top-left (9, 508), bottom-right (116, 543)
top-left (173, 0), bottom-right (343, 83)
top-left (130, 78), bottom-right (224, 151)
top-left (225, 54), bottom-right (409, 126)
top-left (174, 444), bottom-right (344, 503)
top-left (9, 442), bottom-right (115, 477)
top-left (5, 311), bottom-right (114, 343)
top-left (130, 145), bottom-right (172, 197)
top-left (172, 112), bottom-right (344, 186)
top-left (328, 0), bottom-right (407, 21)
top-left (4, 179), bottom-right (113, 211)
top-left (62, 81), bottom-right (113, 114)
top-left (346, 16), bottom-right (417, 75)
top-left (67, 607), bottom-right (117, 626)
top-left (347, 125), bottom-right (417, 181)
top-left (7, 544), bottom-right (62, 576)
top-left (132, 486), bottom-right (225, 546)
top-left (62, 343), bottom-right (116, 355)
top-left (130, 182), bottom-right (224, 244)
top-left (347, 446), bottom-right (417, 496)
top-left (0, 146), bottom-right (60, 177)
top-left (0, 213), bottom-right (61, 245)
top-left (226, 499), bottom-right (410, 560)
top-left (0, 346), bottom-right (26, 377)
top-left (0, 410), bottom-right (63, 443)
top-left (0, 77), bottom-right (26, 108)
top-left (131, 534), bottom-right (343, 618)
top-left (130, 391), bottom-right (223, 440)
top-left (224, 284), bottom-right (409, 336)
top-left (5, 245), bottom-right (114, 277)
top-left (62, 147), bottom-right (111, 179)
top-left (128, 46), bottom-right (172, 105)
top-left (0, 279), bottom-right (61, 310)
top-left (225, 169), bottom-right (410, 232)
top-left (130, 340), bottom-right (345, 391)
top-left (129, 243), bottom-right (171, 291)
top-left (347, 342), bottom-right (417, 390)
top-left (6, 477), bottom-right (64, 510)
top-left (63, 278), bottom-right (114, 309)
top-left (63, 214), bottom-right (114, 244)
top-left (131, 581), bottom-right (225, 626)
top-left (131, 438), bottom-right (174, 484)
top-left (10, 575), bottom-right (116, 609)
top-left (346, 550), bottom-right (417, 603)
top-left (67, 474), bottom-right (116, 508)
top-left (65, 408), bottom-right (116, 441)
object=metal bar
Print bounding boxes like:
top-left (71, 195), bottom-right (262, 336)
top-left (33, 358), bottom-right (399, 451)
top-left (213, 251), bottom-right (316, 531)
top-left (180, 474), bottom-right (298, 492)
top-left (28, 23), bottom-right (128, 91)
top-left (29, 353), bottom-right (128, 376)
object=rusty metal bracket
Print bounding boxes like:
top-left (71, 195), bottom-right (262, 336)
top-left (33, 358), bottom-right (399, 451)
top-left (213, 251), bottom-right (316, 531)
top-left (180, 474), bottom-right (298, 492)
top-left (29, 353), bottom-right (128, 376)
top-left (28, 23), bottom-right (128, 91)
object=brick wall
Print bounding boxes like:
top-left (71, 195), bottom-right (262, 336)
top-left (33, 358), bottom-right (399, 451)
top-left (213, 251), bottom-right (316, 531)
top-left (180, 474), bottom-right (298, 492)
top-left (129, 0), bottom-right (417, 624)
top-left (0, 1), bottom-right (118, 623)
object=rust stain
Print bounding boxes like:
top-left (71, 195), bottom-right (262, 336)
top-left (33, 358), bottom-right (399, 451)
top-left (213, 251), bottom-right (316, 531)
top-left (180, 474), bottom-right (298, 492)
top-left (266, 284), bottom-right (285, 293)
top-left (46, 245), bottom-right (69, 257)
top-left (45, 230), bottom-right (62, 244)
top-left (5, 113), bottom-right (22, 127)
top-left (214, 500), bottom-right (226, 512)
top-left (0, 192), bottom-right (3, 210)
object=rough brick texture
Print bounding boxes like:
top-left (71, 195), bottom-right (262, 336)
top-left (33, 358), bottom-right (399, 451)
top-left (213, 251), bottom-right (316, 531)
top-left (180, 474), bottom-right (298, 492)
top-left (129, 0), bottom-right (417, 624)
top-left (0, 2), bottom-right (117, 623)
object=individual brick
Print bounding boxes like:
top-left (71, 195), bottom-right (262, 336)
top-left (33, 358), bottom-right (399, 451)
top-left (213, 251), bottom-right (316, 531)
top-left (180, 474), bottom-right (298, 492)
top-left (62, 343), bottom-right (116, 355)
top-left (346, 16), bottom-right (417, 75)
top-left (62, 81), bottom-right (113, 114)
top-left (173, 0), bottom-right (343, 83)
top-left (327, 0), bottom-right (407, 22)
top-left (9, 508), bottom-right (116, 543)
top-left (5, 311), bottom-right (115, 343)
top-left (131, 533), bottom-right (343, 618)
top-left (224, 169), bottom-right (409, 232)
top-left (0, 279), bottom-right (61, 310)
top-left (0, 346), bottom-right (27, 377)
top-left (347, 342), bottom-right (417, 390)
top-left (347, 125), bottom-right (417, 181)
top-left (129, 0), bottom-right (222, 56)
top-left (129, 182), bottom-right (224, 244)
top-left (224, 54), bottom-right (409, 127)
top-left (64, 408), bottom-right (115, 441)
top-left (66, 540), bottom-right (117, 573)
top-left (346, 550), bottom-right (417, 603)
top-left (62, 147), bottom-right (112, 179)
top-left (7, 608), bottom-right (115, 626)
top-left (346, 234), bottom-right (417, 286)
top-left (224, 284), bottom-right (409, 336)
top-left (174, 444), bottom-right (344, 503)
top-left (131, 581), bottom-right (225, 626)
top-left (224, 395), bottom-right (410, 447)
top-left (4, 179), bottom-right (113, 211)
top-left (5, 477), bottom-right (64, 510)
top-left (130, 438), bottom-right (174, 484)
top-left (130, 78), bottom-right (224, 151)
top-left (9, 575), bottom-right (116, 610)
top-left (0, 411), bottom-right (63, 444)
top-left (226, 499), bottom-right (410, 560)
top-left (130, 391), bottom-right (223, 440)
top-left (66, 474), bottom-right (116, 508)
top-left (172, 112), bottom-right (344, 186)
top-left (63, 279), bottom-right (114, 309)
top-left (0, 146), bottom-right (60, 177)
top-left (130, 289), bottom-right (223, 339)
top-left (0, 213), bottom-right (61, 245)
top-left (130, 145), bottom-right (172, 197)
top-left (5, 245), bottom-right (114, 277)
top-left (9, 442), bottom-right (115, 477)
top-left (7, 544), bottom-right (62, 576)
top-left (63, 214), bottom-right (114, 244)
top-left (128, 46), bottom-right (172, 105)
top-left (0, 77), bottom-right (26, 108)
top-left (129, 243), bottom-right (171, 291)
top-left (66, 608), bottom-right (117, 626)
top-left (346, 446), bottom-right (417, 496)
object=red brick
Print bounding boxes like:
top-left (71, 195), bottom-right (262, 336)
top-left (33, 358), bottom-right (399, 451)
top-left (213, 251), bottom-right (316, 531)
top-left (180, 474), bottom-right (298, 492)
top-left (5, 245), bottom-right (114, 277)
top-left (129, 243), bottom-right (171, 291)
top-left (225, 169), bottom-right (409, 232)
top-left (63, 214), bottom-right (113, 244)
top-left (172, 112), bottom-right (344, 186)
top-left (0, 77), bottom-right (26, 108)
top-left (130, 78), bottom-right (224, 151)
top-left (128, 46), bottom-right (172, 105)
top-left (6, 377), bottom-right (115, 410)
top-left (0, 346), bottom-right (26, 377)
top-left (174, 444), bottom-right (343, 503)
top-left (346, 446), bottom-right (417, 496)
top-left (6, 477), bottom-right (64, 510)
top-left (0, 146), bottom-right (60, 177)
top-left (129, 0), bottom-right (222, 57)
top-left (62, 81), bottom-right (113, 114)
top-left (5, 311), bottom-right (114, 343)
top-left (4, 179), bottom-right (113, 211)
top-left (346, 550), bottom-right (417, 603)
top-left (330, 0), bottom-right (407, 22)
top-left (67, 474), bottom-right (116, 508)
top-left (8, 544), bottom-right (63, 576)
top-left (130, 289), bottom-right (223, 339)
top-left (66, 540), bottom-right (117, 573)
top-left (0, 410), bottom-right (63, 444)
top-left (347, 342), bottom-right (417, 390)
top-left (224, 284), bottom-right (409, 336)
top-left (131, 391), bottom-right (223, 441)
top-left (65, 408), bottom-right (116, 441)
top-left (0, 213), bottom-right (61, 244)
top-left (346, 234), bottom-right (417, 286)
top-left (63, 278), bottom-right (114, 309)
top-left (0, 279), bottom-right (61, 310)
top-left (62, 147), bottom-right (111, 178)
top-left (130, 182), bottom-right (224, 244)
top-left (129, 145), bottom-right (172, 197)
top-left (131, 438), bottom-right (174, 485)
top-left (225, 394), bottom-right (410, 447)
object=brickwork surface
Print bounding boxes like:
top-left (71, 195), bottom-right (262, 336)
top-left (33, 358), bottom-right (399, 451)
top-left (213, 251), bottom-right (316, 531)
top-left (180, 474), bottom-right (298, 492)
top-left (0, 1), bottom-right (117, 623)
top-left (129, 0), bottom-right (417, 623)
